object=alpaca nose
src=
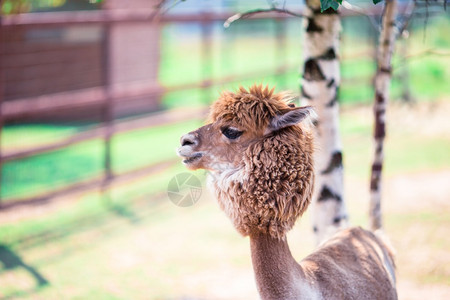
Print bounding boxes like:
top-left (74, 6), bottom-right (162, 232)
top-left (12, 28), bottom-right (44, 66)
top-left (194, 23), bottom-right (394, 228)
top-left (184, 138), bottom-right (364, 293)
top-left (180, 133), bottom-right (198, 147)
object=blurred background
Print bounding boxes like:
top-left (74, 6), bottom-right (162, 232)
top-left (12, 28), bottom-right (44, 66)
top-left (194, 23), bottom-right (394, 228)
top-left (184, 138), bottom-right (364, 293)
top-left (0, 0), bottom-right (449, 299)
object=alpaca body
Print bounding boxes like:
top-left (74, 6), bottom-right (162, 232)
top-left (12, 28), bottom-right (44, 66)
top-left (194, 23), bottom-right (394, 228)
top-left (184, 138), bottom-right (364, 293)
top-left (177, 85), bottom-right (397, 299)
top-left (251, 227), bottom-right (396, 300)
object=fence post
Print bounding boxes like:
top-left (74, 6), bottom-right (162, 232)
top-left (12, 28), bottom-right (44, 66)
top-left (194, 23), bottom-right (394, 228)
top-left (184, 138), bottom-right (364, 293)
top-left (275, 17), bottom-right (287, 89)
top-left (0, 16), bottom-right (3, 207)
top-left (369, 22), bottom-right (378, 89)
top-left (102, 22), bottom-right (114, 189)
top-left (201, 16), bottom-right (213, 104)
top-left (399, 36), bottom-right (412, 103)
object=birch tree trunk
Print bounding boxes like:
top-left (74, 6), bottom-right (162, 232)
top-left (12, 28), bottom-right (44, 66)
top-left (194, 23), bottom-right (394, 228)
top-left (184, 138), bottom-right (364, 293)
top-left (301, 0), bottom-right (347, 244)
top-left (370, 0), bottom-right (397, 231)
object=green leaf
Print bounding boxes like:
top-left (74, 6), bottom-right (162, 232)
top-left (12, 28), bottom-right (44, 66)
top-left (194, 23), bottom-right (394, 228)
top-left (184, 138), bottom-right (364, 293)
top-left (373, 0), bottom-right (383, 4)
top-left (320, 0), bottom-right (340, 12)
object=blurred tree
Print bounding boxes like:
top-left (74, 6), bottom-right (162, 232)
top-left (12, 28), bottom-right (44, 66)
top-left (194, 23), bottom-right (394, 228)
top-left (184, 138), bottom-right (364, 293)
top-left (301, 0), bottom-right (348, 244)
top-left (326, 0), bottom-right (447, 231)
top-left (369, 0), bottom-right (397, 231)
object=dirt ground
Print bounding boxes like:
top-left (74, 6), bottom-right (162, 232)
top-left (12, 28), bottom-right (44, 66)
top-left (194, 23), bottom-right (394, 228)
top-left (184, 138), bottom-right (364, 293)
top-left (348, 171), bottom-right (450, 300)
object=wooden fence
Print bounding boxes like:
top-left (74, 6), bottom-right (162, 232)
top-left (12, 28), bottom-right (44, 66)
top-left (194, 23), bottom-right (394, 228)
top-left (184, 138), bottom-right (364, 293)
top-left (0, 6), bottom-right (405, 210)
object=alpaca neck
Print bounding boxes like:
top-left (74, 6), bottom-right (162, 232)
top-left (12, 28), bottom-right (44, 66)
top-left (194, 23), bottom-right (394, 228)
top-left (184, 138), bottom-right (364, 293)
top-left (249, 232), bottom-right (308, 300)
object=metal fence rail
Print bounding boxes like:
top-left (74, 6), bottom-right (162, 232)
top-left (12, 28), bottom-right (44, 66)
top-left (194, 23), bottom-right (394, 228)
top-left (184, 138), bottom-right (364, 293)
top-left (0, 10), bottom-right (306, 209)
top-left (0, 6), bottom-right (404, 210)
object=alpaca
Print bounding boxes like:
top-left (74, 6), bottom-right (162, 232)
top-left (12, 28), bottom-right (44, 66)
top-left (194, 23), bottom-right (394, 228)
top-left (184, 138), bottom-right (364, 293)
top-left (177, 85), bottom-right (397, 300)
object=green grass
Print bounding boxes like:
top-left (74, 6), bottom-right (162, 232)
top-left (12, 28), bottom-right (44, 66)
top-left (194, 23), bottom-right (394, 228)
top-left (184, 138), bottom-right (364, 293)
top-left (111, 118), bottom-right (203, 173)
top-left (3, 124), bottom-right (80, 152)
top-left (386, 136), bottom-right (450, 174)
top-left (407, 57), bottom-right (450, 100)
top-left (2, 119), bottom-right (203, 200)
top-left (341, 107), bottom-right (450, 177)
top-left (3, 140), bottom-right (104, 200)
top-left (1, 164), bottom-right (187, 248)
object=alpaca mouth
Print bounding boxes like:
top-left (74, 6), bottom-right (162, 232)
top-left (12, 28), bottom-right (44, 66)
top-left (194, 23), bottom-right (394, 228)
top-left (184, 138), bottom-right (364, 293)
top-left (182, 153), bottom-right (203, 164)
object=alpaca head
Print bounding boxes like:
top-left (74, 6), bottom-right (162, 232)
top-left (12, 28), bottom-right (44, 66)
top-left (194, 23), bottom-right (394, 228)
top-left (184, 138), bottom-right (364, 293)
top-left (177, 85), bottom-right (315, 239)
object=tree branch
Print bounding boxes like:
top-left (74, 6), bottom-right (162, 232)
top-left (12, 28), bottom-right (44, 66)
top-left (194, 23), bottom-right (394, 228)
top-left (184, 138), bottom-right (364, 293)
top-left (341, 1), bottom-right (380, 32)
top-left (415, 0), bottom-right (449, 8)
top-left (395, 48), bottom-right (450, 69)
top-left (149, 0), bottom-right (167, 21)
top-left (405, 48), bottom-right (450, 59)
top-left (150, 0), bottom-right (187, 22)
top-left (397, 0), bottom-right (416, 38)
top-left (224, 8), bottom-right (307, 28)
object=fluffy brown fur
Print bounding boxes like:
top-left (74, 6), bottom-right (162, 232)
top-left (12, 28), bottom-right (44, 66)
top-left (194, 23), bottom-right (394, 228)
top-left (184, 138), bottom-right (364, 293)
top-left (208, 85), bottom-right (314, 239)
top-left (209, 86), bottom-right (287, 132)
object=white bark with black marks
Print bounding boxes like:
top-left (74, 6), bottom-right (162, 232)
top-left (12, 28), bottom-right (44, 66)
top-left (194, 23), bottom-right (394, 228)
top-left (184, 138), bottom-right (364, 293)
top-left (370, 0), bottom-right (397, 231)
top-left (301, 0), bottom-right (348, 244)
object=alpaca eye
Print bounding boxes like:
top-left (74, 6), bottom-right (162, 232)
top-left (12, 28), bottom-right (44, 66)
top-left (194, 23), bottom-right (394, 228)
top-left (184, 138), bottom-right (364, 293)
top-left (221, 127), bottom-right (243, 140)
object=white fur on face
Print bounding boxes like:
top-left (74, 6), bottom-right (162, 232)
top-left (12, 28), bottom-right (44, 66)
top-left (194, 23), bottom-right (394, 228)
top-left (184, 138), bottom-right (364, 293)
top-left (207, 165), bottom-right (246, 194)
top-left (206, 165), bottom-right (247, 228)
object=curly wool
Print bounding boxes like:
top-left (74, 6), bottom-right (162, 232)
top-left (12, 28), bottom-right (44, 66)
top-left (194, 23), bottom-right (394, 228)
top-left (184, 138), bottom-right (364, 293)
top-left (209, 85), bottom-right (315, 240)
top-left (209, 86), bottom-right (293, 135)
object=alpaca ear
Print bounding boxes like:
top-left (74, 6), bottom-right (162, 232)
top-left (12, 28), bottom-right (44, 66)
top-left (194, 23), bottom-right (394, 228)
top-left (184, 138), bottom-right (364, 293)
top-left (268, 106), bottom-right (315, 132)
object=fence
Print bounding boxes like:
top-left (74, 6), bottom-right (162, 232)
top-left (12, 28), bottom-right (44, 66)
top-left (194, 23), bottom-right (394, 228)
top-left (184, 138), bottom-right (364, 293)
top-left (0, 6), bottom-right (416, 210)
top-left (0, 10), bottom-right (306, 209)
